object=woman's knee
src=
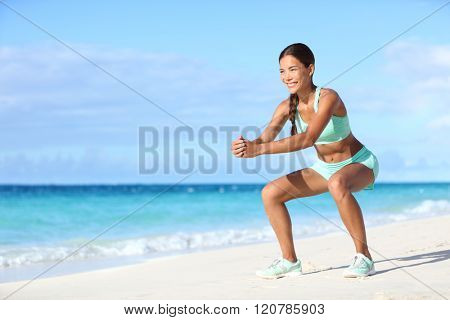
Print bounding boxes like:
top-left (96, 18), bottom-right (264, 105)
top-left (328, 175), bottom-right (350, 199)
top-left (261, 182), bottom-right (285, 204)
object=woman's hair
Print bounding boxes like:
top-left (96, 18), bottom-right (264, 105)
top-left (279, 43), bottom-right (315, 136)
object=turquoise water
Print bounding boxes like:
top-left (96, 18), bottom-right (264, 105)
top-left (0, 183), bottom-right (449, 281)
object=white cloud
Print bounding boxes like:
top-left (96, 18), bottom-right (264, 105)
top-left (0, 43), bottom-right (279, 115)
top-left (384, 41), bottom-right (450, 77)
top-left (0, 44), bottom-right (280, 151)
top-left (427, 114), bottom-right (450, 130)
top-left (0, 148), bottom-right (138, 184)
top-left (377, 149), bottom-right (450, 182)
top-left (384, 40), bottom-right (450, 111)
top-left (343, 40), bottom-right (450, 115)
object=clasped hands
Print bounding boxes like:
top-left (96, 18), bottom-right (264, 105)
top-left (231, 135), bottom-right (262, 158)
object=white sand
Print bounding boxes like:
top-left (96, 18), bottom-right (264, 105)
top-left (1, 215), bottom-right (449, 300)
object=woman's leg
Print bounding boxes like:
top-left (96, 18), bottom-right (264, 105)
top-left (327, 163), bottom-right (375, 259)
top-left (261, 168), bottom-right (329, 262)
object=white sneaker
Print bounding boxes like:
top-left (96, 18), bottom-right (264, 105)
top-left (256, 257), bottom-right (302, 280)
top-left (343, 253), bottom-right (376, 278)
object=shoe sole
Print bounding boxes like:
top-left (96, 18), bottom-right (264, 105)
top-left (256, 271), bottom-right (302, 280)
top-left (343, 268), bottom-right (376, 278)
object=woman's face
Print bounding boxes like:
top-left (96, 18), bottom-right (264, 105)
top-left (279, 55), bottom-right (313, 94)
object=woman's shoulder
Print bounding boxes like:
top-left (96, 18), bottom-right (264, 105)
top-left (319, 87), bottom-right (343, 106)
top-left (319, 87), bottom-right (340, 100)
top-left (277, 98), bottom-right (291, 114)
top-left (319, 87), bottom-right (346, 115)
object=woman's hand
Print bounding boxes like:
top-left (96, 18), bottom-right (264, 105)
top-left (241, 139), bottom-right (262, 158)
top-left (231, 135), bottom-right (246, 158)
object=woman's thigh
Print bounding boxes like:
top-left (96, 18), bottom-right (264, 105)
top-left (262, 168), bottom-right (329, 203)
top-left (328, 163), bottom-right (375, 193)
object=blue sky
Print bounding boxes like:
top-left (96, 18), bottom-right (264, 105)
top-left (0, 0), bottom-right (449, 183)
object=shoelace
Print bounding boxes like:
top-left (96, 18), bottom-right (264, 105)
top-left (349, 255), bottom-right (358, 267)
top-left (350, 255), bottom-right (369, 269)
top-left (355, 258), bottom-right (367, 268)
top-left (268, 257), bottom-right (283, 269)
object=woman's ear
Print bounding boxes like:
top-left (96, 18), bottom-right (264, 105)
top-left (308, 64), bottom-right (315, 77)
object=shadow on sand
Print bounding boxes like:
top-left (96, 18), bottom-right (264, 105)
top-left (309, 249), bottom-right (450, 276)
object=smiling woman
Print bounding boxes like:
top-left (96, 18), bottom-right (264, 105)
top-left (231, 43), bottom-right (380, 280)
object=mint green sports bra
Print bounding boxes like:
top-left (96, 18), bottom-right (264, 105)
top-left (295, 86), bottom-right (351, 145)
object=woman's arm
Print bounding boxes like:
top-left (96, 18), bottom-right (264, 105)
top-left (259, 131), bottom-right (313, 154)
top-left (231, 99), bottom-right (289, 158)
top-left (253, 99), bottom-right (290, 144)
top-left (243, 89), bottom-right (341, 157)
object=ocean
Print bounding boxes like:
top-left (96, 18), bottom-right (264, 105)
top-left (0, 183), bottom-right (449, 282)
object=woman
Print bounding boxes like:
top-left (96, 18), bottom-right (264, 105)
top-left (231, 43), bottom-right (379, 279)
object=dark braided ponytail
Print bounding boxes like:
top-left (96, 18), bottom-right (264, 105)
top-left (288, 94), bottom-right (298, 136)
top-left (279, 43), bottom-right (315, 136)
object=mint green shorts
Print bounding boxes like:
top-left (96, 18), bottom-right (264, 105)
top-left (309, 145), bottom-right (379, 190)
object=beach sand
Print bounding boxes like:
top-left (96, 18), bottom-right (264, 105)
top-left (1, 215), bottom-right (449, 300)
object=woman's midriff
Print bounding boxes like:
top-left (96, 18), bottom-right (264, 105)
top-left (314, 133), bottom-right (364, 163)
